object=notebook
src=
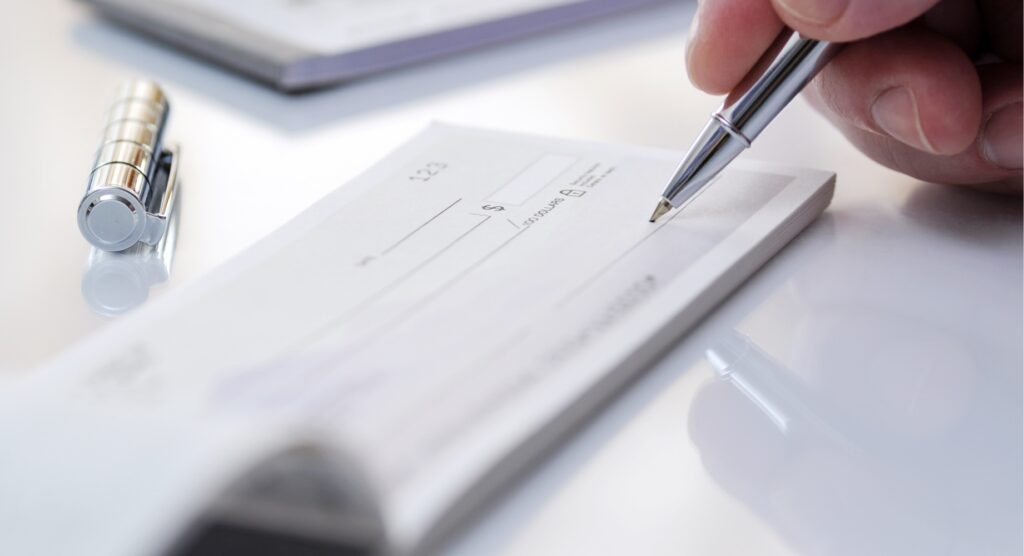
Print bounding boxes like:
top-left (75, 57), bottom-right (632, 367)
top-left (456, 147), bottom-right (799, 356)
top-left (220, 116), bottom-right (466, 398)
top-left (81, 0), bottom-right (672, 91)
top-left (0, 125), bottom-right (833, 555)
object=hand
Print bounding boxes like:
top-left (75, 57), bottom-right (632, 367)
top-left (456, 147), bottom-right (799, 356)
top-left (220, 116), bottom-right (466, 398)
top-left (685, 0), bottom-right (1022, 192)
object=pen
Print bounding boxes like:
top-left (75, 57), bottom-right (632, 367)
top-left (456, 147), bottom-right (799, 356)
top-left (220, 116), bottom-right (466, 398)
top-left (649, 32), bottom-right (841, 222)
top-left (78, 80), bottom-right (181, 252)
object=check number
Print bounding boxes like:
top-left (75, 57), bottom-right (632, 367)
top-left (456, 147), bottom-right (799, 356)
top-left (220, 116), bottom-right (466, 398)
top-left (409, 162), bottom-right (448, 182)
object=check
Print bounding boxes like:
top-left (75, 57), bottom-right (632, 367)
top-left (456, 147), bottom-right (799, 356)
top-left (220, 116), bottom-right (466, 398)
top-left (10, 125), bottom-right (833, 555)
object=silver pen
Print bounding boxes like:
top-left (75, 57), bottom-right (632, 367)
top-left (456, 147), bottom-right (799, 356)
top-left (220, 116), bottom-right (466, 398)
top-left (649, 32), bottom-right (841, 222)
top-left (78, 80), bottom-right (181, 252)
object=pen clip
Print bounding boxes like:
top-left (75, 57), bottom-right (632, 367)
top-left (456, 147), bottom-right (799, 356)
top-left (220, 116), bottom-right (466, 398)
top-left (141, 144), bottom-right (180, 245)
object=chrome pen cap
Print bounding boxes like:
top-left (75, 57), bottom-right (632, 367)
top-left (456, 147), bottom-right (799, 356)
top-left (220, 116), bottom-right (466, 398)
top-left (78, 80), bottom-right (181, 252)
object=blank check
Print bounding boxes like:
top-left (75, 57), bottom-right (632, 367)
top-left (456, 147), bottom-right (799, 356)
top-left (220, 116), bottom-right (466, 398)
top-left (25, 124), bottom-right (834, 554)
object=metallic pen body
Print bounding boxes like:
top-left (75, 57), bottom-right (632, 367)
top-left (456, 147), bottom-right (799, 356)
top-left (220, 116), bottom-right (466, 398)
top-left (78, 80), bottom-right (181, 252)
top-left (650, 32), bottom-right (841, 221)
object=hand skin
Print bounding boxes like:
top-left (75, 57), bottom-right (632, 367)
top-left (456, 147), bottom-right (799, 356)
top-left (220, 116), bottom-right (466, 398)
top-left (685, 0), bottom-right (1023, 193)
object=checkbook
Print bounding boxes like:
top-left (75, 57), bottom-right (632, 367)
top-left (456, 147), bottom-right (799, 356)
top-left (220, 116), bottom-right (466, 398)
top-left (82, 0), bottom-right (667, 91)
top-left (0, 125), bottom-right (834, 555)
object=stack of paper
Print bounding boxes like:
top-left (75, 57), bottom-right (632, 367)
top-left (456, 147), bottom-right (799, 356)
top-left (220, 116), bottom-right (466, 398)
top-left (82, 0), bottom-right (671, 90)
top-left (2, 125), bottom-right (833, 554)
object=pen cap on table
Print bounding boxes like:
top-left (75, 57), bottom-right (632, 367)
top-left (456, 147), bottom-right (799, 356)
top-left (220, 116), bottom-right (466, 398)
top-left (78, 80), bottom-right (180, 252)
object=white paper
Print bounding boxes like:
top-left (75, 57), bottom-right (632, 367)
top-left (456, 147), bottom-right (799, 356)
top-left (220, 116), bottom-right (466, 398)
top-left (169, 0), bottom-right (587, 54)
top-left (15, 124), bottom-right (833, 554)
top-left (84, 0), bottom-right (668, 88)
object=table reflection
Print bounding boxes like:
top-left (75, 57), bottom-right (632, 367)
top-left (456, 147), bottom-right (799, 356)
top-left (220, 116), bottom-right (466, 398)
top-left (688, 186), bottom-right (1022, 555)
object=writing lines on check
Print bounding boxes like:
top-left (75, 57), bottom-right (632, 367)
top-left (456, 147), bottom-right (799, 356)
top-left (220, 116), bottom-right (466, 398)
top-left (381, 198), bottom-right (463, 256)
top-left (484, 154), bottom-right (578, 210)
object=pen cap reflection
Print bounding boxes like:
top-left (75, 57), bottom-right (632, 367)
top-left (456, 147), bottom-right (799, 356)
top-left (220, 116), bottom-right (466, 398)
top-left (81, 203), bottom-right (177, 316)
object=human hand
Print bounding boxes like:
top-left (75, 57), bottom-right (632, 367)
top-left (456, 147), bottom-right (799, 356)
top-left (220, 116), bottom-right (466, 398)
top-left (685, 0), bottom-right (1022, 192)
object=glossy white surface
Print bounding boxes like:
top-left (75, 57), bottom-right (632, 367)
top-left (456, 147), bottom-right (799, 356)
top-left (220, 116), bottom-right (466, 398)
top-left (0, 1), bottom-right (1020, 554)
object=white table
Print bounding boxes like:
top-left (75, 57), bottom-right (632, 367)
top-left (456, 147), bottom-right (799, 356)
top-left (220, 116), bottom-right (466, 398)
top-left (1, 1), bottom-right (1020, 554)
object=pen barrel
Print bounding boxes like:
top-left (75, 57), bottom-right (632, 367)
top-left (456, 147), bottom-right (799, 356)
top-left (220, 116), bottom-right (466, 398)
top-left (78, 80), bottom-right (171, 252)
top-left (717, 32), bottom-right (840, 142)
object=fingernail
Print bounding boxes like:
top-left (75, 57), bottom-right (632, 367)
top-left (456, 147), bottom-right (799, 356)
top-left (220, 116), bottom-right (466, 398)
top-left (871, 87), bottom-right (936, 153)
top-left (982, 103), bottom-right (1023, 171)
top-left (775, 0), bottom-right (848, 26)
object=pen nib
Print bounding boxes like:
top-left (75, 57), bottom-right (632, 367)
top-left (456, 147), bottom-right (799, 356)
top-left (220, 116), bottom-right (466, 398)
top-left (648, 198), bottom-right (672, 223)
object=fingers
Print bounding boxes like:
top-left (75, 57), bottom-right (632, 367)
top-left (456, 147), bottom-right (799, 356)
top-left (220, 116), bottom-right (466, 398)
top-left (686, 0), bottom-right (784, 94)
top-left (921, 0), bottom-right (982, 55)
top-left (685, 0), bottom-right (1021, 188)
top-left (809, 27), bottom-right (982, 155)
top-left (808, 62), bottom-right (1023, 189)
top-left (770, 0), bottom-right (941, 41)
top-left (977, 63), bottom-right (1024, 175)
top-left (979, 0), bottom-right (1023, 62)
top-left (686, 0), bottom-right (947, 95)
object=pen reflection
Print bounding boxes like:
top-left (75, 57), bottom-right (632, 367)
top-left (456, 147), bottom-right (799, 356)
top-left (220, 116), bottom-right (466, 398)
top-left (81, 204), bottom-right (179, 317)
top-left (693, 330), bottom-right (1020, 555)
top-left (688, 187), bottom-right (1022, 555)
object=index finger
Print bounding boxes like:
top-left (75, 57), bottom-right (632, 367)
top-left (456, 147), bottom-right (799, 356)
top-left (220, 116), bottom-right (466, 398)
top-left (686, 0), bottom-right (943, 95)
top-left (686, 0), bottom-right (785, 94)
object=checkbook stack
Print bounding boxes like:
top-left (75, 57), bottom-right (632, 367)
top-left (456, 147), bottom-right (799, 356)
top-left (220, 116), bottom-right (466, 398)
top-left (82, 0), bottom-right (670, 91)
top-left (0, 125), bottom-right (833, 555)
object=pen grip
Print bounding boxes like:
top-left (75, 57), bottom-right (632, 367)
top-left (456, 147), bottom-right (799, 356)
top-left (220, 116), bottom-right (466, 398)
top-left (719, 31), bottom-right (841, 142)
top-left (88, 81), bottom-right (170, 200)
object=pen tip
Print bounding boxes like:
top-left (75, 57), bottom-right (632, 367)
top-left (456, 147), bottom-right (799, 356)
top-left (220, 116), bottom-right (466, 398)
top-left (648, 199), bottom-right (672, 223)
